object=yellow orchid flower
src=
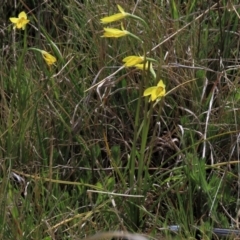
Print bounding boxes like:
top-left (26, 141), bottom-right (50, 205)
top-left (102, 27), bottom-right (129, 38)
top-left (143, 80), bottom-right (166, 102)
top-left (134, 62), bottom-right (152, 70)
top-left (122, 55), bottom-right (144, 67)
top-left (9, 11), bottom-right (30, 30)
top-left (41, 50), bottom-right (57, 66)
top-left (100, 4), bottom-right (148, 28)
top-left (100, 5), bottom-right (130, 24)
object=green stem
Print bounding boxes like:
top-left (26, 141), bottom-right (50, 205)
top-left (16, 28), bottom-right (27, 80)
top-left (129, 14), bottom-right (149, 29)
top-left (129, 93), bottom-right (141, 192)
top-left (16, 28), bottom-right (28, 118)
top-left (137, 98), bottom-right (152, 195)
top-left (128, 32), bottom-right (144, 43)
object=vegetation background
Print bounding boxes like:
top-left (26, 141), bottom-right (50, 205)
top-left (1, 0), bottom-right (240, 239)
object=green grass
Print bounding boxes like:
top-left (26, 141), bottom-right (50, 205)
top-left (1, 0), bottom-right (240, 239)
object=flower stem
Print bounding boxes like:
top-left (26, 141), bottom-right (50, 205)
top-left (128, 32), bottom-right (144, 43)
top-left (130, 14), bottom-right (149, 29)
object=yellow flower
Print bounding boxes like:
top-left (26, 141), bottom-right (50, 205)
top-left (102, 27), bottom-right (129, 38)
top-left (9, 11), bottom-right (30, 30)
top-left (134, 61), bottom-right (152, 70)
top-left (100, 5), bottom-right (129, 24)
top-left (122, 56), bottom-right (144, 67)
top-left (41, 50), bottom-right (57, 66)
top-left (143, 80), bottom-right (166, 102)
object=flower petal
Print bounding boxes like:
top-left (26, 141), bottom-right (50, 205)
top-left (122, 55), bottom-right (144, 67)
top-left (102, 28), bottom-right (128, 38)
top-left (150, 89), bottom-right (159, 101)
top-left (100, 13), bottom-right (125, 24)
top-left (9, 17), bottom-right (19, 23)
top-left (134, 61), bottom-right (152, 70)
top-left (117, 5), bottom-right (125, 14)
top-left (157, 80), bottom-right (165, 88)
top-left (18, 11), bottom-right (27, 20)
top-left (100, 5), bottom-right (128, 24)
top-left (143, 87), bottom-right (157, 97)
